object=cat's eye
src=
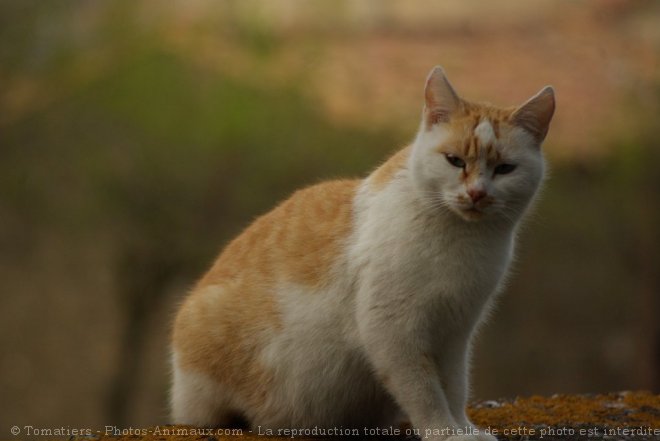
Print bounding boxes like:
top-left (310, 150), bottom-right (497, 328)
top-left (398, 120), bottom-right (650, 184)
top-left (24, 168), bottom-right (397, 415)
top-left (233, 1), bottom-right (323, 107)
top-left (445, 154), bottom-right (465, 169)
top-left (494, 163), bottom-right (517, 175)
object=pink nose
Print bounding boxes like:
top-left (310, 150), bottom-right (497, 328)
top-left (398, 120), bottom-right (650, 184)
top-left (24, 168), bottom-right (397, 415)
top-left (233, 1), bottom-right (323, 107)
top-left (468, 188), bottom-right (487, 203)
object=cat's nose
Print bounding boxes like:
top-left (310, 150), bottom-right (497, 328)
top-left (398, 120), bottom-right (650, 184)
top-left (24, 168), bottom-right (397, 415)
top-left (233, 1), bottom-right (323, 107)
top-left (468, 188), bottom-right (487, 203)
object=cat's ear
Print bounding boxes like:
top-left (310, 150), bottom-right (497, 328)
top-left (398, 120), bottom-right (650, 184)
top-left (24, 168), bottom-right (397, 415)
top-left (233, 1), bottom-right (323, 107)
top-left (512, 86), bottom-right (555, 142)
top-left (424, 66), bottom-right (461, 126)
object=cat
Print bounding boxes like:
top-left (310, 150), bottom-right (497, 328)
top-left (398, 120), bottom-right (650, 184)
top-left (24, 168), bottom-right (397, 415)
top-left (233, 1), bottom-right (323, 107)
top-left (170, 66), bottom-right (554, 441)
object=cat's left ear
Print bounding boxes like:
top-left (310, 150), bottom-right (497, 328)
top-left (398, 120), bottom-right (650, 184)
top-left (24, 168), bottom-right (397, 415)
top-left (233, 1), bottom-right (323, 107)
top-left (424, 66), bottom-right (461, 127)
top-left (512, 86), bottom-right (555, 143)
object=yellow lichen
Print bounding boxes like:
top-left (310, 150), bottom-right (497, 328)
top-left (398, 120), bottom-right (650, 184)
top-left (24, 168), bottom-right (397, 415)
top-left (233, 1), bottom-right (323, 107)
top-left (81, 392), bottom-right (660, 441)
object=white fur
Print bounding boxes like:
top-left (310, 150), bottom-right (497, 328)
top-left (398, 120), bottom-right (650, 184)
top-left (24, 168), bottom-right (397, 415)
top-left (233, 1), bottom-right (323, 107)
top-left (474, 120), bottom-right (496, 146)
top-left (172, 105), bottom-right (545, 441)
top-left (344, 121), bottom-right (543, 440)
top-left (348, 180), bottom-right (511, 441)
top-left (254, 282), bottom-right (400, 429)
top-left (171, 352), bottom-right (240, 427)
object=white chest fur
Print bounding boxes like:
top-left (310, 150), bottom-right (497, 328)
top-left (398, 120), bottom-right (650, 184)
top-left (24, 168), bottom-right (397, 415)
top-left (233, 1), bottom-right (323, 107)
top-left (351, 176), bottom-right (514, 335)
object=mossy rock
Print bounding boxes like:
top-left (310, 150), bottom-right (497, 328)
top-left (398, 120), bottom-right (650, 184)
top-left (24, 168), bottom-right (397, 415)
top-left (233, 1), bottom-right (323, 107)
top-left (75, 391), bottom-right (660, 441)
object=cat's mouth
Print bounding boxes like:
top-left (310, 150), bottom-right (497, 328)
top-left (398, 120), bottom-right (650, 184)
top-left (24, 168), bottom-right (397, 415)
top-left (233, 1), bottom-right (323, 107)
top-left (446, 195), bottom-right (491, 221)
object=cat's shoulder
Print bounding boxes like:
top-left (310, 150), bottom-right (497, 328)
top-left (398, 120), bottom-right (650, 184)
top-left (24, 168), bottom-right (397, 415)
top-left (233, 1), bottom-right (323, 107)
top-left (368, 145), bottom-right (413, 192)
top-left (274, 178), bottom-right (361, 215)
top-left (291, 179), bottom-right (361, 200)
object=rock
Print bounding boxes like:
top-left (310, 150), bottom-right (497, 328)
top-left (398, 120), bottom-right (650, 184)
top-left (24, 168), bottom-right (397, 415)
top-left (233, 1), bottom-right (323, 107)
top-left (72, 392), bottom-right (660, 441)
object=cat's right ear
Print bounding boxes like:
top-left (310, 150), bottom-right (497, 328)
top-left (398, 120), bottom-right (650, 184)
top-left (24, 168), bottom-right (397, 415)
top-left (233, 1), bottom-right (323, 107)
top-left (424, 66), bottom-right (461, 127)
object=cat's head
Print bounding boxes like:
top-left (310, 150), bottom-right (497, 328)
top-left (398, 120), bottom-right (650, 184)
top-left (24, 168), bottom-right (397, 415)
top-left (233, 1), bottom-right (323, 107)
top-left (410, 66), bottom-right (555, 223)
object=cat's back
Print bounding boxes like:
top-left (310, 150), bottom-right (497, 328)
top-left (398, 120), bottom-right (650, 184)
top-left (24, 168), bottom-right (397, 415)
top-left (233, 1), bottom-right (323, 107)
top-left (195, 178), bottom-right (360, 291)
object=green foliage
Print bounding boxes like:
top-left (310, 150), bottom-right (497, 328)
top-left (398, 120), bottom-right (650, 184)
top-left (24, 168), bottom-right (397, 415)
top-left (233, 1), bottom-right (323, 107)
top-left (1, 44), bottom-right (395, 276)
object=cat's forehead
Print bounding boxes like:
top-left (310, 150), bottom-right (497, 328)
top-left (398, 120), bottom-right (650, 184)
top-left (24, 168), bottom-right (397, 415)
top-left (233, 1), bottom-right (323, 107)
top-left (455, 104), bottom-right (512, 135)
top-left (442, 104), bottom-right (515, 161)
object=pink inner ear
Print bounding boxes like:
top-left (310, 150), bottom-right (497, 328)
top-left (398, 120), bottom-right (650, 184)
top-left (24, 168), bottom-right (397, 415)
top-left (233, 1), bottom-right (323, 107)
top-left (513, 111), bottom-right (548, 141)
top-left (512, 87), bottom-right (555, 142)
top-left (424, 67), bottom-right (461, 127)
top-left (426, 108), bottom-right (451, 125)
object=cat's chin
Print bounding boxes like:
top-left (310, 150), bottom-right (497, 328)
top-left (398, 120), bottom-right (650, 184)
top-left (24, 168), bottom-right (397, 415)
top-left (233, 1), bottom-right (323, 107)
top-left (454, 207), bottom-right (486, 222)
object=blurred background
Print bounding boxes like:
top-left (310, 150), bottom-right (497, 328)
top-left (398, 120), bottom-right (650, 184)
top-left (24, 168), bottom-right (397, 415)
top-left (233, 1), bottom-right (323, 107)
top-left (1, 0), bottom-right (659, 431)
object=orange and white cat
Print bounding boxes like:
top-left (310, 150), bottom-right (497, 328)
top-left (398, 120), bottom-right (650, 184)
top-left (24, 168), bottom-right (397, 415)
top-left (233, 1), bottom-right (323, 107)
top-left (171, 67), bottom-right (554, 441)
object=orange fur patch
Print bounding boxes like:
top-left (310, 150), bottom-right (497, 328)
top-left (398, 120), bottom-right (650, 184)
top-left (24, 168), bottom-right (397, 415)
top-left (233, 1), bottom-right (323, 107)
top-left (173, 282), bottom-right (278, 409)
top-left (173, 180), bottom-right (359, 406)
top-left (369, 145), bottom-right (412, 192)
top-left (198, 179), bottom-right (358, 289)
top-left (435, 101), bottom-right (514, 179)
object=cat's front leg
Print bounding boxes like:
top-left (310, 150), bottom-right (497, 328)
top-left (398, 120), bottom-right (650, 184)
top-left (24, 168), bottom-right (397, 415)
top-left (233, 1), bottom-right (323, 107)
top-left (356, 286), bottom-right (496, 441)
top-left (437, 337), bottom-right (497, 441)
top-left (357, 306), bottom-right (463, 440)
top-left (438, 339), bottom-right (471, 426)
top-left (358, 333), bottom-right (495, 440)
